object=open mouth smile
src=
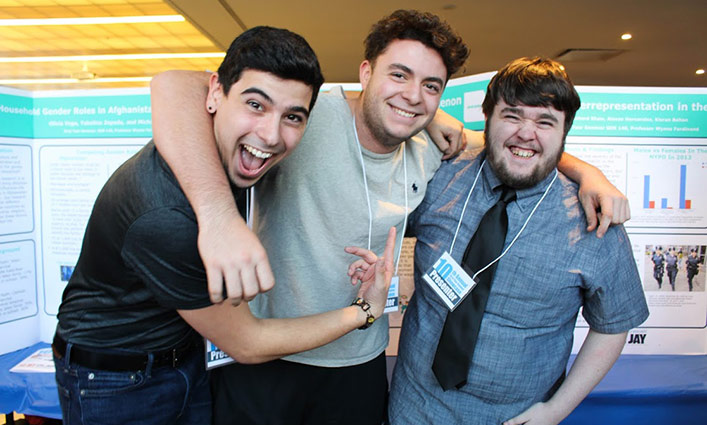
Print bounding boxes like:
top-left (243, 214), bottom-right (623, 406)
top-left (243, 144), bottom-right (273, 159)
top-left (239, 144), bottom-right (275, 177)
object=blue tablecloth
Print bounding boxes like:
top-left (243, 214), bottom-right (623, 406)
top-left (0, 342), bottom-right (61, 419)
top-left (385, 353), bottom-right (705, 424)
top-left (2, 344), bottom-right (706, 422)
top-left (563, 354), bottom-right (707, 424)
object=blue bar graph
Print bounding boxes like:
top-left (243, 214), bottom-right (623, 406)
top-left (679, 165), bottom-right (686, 209)
top-left (643, 164), bottom-right (691, 210)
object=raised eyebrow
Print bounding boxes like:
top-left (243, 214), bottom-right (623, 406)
top-left (241, 87), bottom-right (273, 104)
top-left (242, 87), bottom-right (309, 118)
top-left (389, 63), bottom-right (413, 75)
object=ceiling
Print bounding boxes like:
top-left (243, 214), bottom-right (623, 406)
top-left (1, 0), bottom-right (705, 91)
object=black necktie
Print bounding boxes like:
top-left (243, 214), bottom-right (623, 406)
top-left (432, 185), bottom-right (516, 390)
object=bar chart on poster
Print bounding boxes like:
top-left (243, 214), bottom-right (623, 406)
top-left (562, 142), bottom-right (707, 230)
top-left (627, 145), bottom-right (705, 228)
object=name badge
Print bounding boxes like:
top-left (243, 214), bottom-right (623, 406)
top-left (423, 251), bottom-right (477, 311)
top-left (384, 276), bottom-right (399, 314)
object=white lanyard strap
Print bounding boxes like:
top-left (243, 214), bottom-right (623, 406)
top-left (450, 160), bottom-right (558, 280)
top-left (395, 149), bottom-right (408, 275)
top-left (470, 171), bottom-right (557, 280)
top-left (449, 160), bottom-right (486, 253)
top-left (352, 116), bottom-right (407, 273)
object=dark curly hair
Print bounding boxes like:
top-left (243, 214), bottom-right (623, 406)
top-left (364, 9), bottom-right (469, 81)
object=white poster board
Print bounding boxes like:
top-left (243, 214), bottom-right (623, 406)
top-left (0, 86), bottom-right (151, 355)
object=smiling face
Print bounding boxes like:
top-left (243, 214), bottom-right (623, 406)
top-left (207, 69), bottom-right (313, 188)
top-left (485, 99), bottom-right (566, 189)
top-left (358, 39), bottom-right (447, 153)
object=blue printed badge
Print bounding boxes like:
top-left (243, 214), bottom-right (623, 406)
top-left (423, 252), bottom-right (477, 311)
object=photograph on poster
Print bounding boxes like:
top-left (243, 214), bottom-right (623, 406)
top-left (59, 265), bottom-right (74, 282)
top-left (644, 245), bottom-right (705, 292)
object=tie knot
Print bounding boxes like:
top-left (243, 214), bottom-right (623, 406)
top-left (498, 186), bottom-right (516, 205)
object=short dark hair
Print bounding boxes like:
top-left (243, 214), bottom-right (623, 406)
top-left (482, 57), bottom-right (581, 137)
top-left (364, 9), bottom-right (468, 81)
top-left (217, 26), bottom-right (324, 111)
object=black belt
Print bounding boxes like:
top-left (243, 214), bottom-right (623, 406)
top-left (52, 333), bottom-right (202, 372)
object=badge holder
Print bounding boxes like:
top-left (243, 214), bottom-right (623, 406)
top-left (384, 276), bottom-right (400, 314)
top-left (423, 251), bottom-right (478, 311)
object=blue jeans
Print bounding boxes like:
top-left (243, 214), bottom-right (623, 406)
top-left (53, 343), bottom-right (211, 425)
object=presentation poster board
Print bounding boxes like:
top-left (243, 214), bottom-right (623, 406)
top-left (0, 86), bottom-right (151, 355)
top-left (566, 86), bottom-right (707, 355)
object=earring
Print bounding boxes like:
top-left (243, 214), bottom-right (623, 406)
top-left (207, 105), bottom-right (214, 112)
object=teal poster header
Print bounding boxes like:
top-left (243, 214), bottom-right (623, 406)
top-left (439, 78), bottom-right (491, 131)
top-left (34, 94), bottom-right (152, 138)
top-left (0, 92), bottom-right (35, 138)
top-left (439, 72), bottom-right (495, 130)
top-left (3, 84), bottom-right (706, 139)
top-left (0, 89), bottom-right (152, 139)
top-left (438, 77), bottom-right (707, 138)
top-left (571, 91), bottom-right (707, 137)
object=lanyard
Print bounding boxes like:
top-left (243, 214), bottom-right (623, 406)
top-left (352, 116), bottom-right (408, 274)
top-left (449, 159), bottom-right (557, 280)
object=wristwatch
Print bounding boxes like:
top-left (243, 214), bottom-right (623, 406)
top-left (351, 297), bottom-right (375, 330)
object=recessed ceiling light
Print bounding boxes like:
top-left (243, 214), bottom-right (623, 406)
top-left (696, 69), bottom-right (705, 75)
top-left (621, 33), bottom-right (632, 40)
top-left (0, 15), bottom-right (184, 26)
